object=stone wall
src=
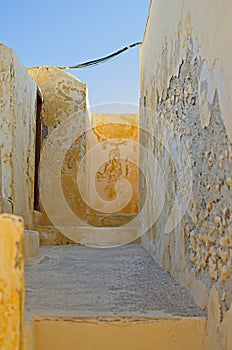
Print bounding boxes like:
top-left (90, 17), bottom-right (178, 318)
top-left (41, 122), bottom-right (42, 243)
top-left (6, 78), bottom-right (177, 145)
top-left (86, 114), bottom-right (139, 227)
top-left (140, 1), bottom-right (232, 349)
top-left (0, 44), bottom-right (37, 228)
top-left (28, 68), bottom-right (140, 242)
top-left (28, 67), bottom-right (89, 244)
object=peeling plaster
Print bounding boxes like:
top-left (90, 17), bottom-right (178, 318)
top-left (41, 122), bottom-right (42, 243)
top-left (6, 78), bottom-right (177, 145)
top-left (140, 1), bottom-right (232, 349)
top-left (0, 44), bottom-right (37, 228)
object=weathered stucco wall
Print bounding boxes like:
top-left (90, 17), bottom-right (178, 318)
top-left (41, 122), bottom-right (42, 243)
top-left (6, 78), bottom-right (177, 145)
top-left (0, 214), bottom-right (24, 350)
top-left (27, 68), bottom-right (139, 242)
top-left (86, 114), bottom-right (139, 227)
top-left (28, 67), bottom-right (88, 244)
top-left (0, 44), bottom-right (37, 228)
top-left (140, 1), bottom-right (232, 349)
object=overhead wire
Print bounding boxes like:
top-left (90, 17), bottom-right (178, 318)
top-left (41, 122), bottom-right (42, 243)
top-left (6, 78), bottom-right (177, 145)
top-left (57, 42), bottom-right (142, 70)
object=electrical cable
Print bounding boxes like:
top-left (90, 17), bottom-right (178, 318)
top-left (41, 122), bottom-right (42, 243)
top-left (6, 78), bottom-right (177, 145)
top-left (57, 41), bottom-right (142, 70)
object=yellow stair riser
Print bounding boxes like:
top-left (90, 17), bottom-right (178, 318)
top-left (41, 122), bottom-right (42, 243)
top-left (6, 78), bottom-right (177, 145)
top-left (25, 316), bottom-right (206, 350)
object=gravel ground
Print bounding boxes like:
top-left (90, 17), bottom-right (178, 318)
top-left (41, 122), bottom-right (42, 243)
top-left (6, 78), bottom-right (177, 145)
top-left (25, 243), bottom-right (206, 320)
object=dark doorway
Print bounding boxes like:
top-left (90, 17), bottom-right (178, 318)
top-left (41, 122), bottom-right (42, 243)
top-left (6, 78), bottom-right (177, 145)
top-left (34, 88), bottom-right (43, 211)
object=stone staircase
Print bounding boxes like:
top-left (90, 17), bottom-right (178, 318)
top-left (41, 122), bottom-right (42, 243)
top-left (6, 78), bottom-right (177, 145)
top-left (24, 243), bottom-right (207, 349)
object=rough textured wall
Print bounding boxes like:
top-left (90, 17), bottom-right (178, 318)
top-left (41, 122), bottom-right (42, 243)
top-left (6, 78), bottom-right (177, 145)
top-left (86, 114), bottom-right (139, 227)
top-left (0, 44), bottom-right (37, 228)
top-left (28, 67), bottom-right (88, 244)
top-left (140, 1), bottom-right (232, 349)
top-left (0, 214), bottom-right (24, 350)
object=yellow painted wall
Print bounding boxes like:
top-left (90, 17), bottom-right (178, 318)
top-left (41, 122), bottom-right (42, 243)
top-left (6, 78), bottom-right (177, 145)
top-left (0, 44), bottom-right (37, 228)
top-left (86, 114), bottom-right (139, 226)
top-left (26, 68), bottom-right (140, 241)
top-left (0, 214), bottom-right (24, 350)
top-left (28, 67), bottom-right (89, 244)
top-left (140, 1), bottom-right (232, 349)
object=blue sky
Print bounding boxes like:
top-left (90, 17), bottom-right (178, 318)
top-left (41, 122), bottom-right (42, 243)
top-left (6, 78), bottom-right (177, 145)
top-left (1, 0), bottom-right (150, 110)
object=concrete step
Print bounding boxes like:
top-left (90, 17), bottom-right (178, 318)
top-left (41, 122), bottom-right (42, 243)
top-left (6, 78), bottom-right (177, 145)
top-left (24, 230), bottom-right (42, 264)
top-left (25, 315), bottom-right (206, 350)
top-left (35, 225), bottom-right (140, 246)
top-left (24, 244), bottom-right (206, 349)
